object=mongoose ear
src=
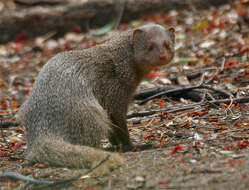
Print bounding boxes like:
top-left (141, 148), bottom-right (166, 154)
top-left (130, 29), bottom-right (144, 47)
top-left (167, 27), bottom-right (175, 43)
top-left (168, 27), bottom-right (175, 34)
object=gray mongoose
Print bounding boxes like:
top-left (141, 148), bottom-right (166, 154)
top-left (16, 24), bottom-right (175, 175)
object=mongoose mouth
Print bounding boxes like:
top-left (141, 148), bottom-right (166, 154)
top-left (159, 55), bottom-right (167, 60)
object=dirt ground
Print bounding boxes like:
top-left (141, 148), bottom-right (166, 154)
top-left (0, 1), bottom-right (249, 189)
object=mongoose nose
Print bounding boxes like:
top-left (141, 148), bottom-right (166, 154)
top-left (159, 56), bottom-right (167, 60)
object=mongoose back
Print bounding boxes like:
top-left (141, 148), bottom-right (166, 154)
top-left (17, 24), bottom-right (175, 175)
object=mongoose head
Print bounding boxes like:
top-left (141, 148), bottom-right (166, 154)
top-left (130, 24), bottom-right (175, 74)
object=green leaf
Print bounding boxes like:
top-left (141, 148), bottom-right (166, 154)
top-left (91, 18), bottom-right (116, 36)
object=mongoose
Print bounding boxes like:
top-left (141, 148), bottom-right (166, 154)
top-left (16, 24), bottom-right (175, 175)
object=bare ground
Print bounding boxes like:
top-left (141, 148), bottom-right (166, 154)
top-left (0, 1), bottom-right (249, 189)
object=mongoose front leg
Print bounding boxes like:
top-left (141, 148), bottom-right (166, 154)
top-left (108, 113), bottom-right (153, 152)
top-left (108, 120), bottom-right (153, 152)
top-left (109, 113), bottom-right (131, 146)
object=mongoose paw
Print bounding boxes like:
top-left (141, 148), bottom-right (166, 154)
top-left (88, 153), bottom-right (123, 176)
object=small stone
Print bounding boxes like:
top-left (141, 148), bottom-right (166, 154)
top-left (45, 40), bottom-right (58, 50)
top-left (190, 159), bottom-right (197, 163)
top-left (158, 77), bottom-right (172, 85)
top-left (232, 154), bottom-right (245, 159)
top-left (177, 76), bottom-right (190, 86)
top-left (135, 176), bottom-right (145, 182)
top-left (200, 40), bottom-right (215, 48)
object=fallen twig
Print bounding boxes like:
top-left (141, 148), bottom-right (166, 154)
top-left (170, 67), bottom-right (218, 84)
top-left (134, 86), bottom-right (203, 102)
top-left (0, 171), bottom-right (53, 185)
top-left (83, 155), bottom-right (110, 176)
top-left (127, 103), bottom-right (202, 119)
top-left (139, 84), bottom-right (232, 105)
top-left (127, 110), bottom-right (157, 119)
top-left (215, 50), bottom-right (248, 60)
top-left (128, 97), bottom-right (249, 119)
top-left (208, 97), bottom-right (249, 105)
top-left (32, 155), bottom-right (111, 189)
top-left (0, 120), bottom-right (20, 128)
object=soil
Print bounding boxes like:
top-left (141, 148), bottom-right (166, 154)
top-left (0, 1), bottom-right (249, 189)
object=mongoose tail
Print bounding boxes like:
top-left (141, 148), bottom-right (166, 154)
top-left (26, 136), bottom-right (123, 176)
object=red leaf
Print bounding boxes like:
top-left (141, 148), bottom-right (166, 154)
top-left (16, 33), bottom-right (28, 42)
top-left (25, 89), bottom-right (31, 94)
top-left (1, 103), bottom-right (7, 109)
top-left (10, 42), bottom-right (23, 51)
top-left (64, 44), bottom-right (71, 51)
top-left (217, 20), bottom-right (225, 28)
top-left (180, 121), bottom-right (191, 128)
top-left (85, 40), bottom-right (95, 49)
top-left (188, 111), bottom-right (208, 117)
top-left (227, 159), bottom-right (243, 166)
top-left (232, 101), bottom-right (238, 106)
top-left (131, 147), bottom-right (142, 152)
top-left (10, 143), bottom-right (23, 151)
top-left (193, 141), bottom-right (205, 149)
top-left (208, 118), bottom-right (219, 122)
top-left (0, 81), bottom-right (5, 87)
top-left (35, 162), bottom-right (50, 168)
top-left (159, 100), bottom-right (165, 108)
top-left (159, 112), bottom-right (170, 120)
top-left (144, 133), bottom-right (156, 139)
top-left (147, 72), bottom-right (165, 78)
top-left (73, 25), bottom-right (82, 33)
top-left (224, 59), bottom-right (238, 69)
top-left (0, 151), bottom-right (11, 157)
top-left (237, 141), bottom-right (249, 149)
top-left (170, 145), bottom-right (182, 155)
top-left (158, 181), bottom-right (170, 186)
top-left (179, 159), bottom-right (184, 163)
top-left (4, 178), bottom-right (12, 184)
top-left (163, 15), bottom-right (172, 24)
top-left (234, 123), bottom-right (242, 128)
top-left (215, 125), bottom-right (227, 131)
top-left (0, 111), bottom-right (8, 115)
top-left (224, 145), bottom-right (234, 150)
top-left (219, 103), bottom-right (228, 108)
top-left (11, 100), bottom-right (19, 109)
top-left (240, 46), bottom-right (249, 53)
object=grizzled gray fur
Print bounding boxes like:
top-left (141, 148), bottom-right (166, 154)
top-left (17, 24), bottom-right (175, 175)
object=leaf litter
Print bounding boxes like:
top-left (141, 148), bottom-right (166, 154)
top-left (0, 1), bottom-right (249, 190)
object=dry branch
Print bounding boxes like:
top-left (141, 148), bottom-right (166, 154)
top-left (127, 97), bottom-right (249, 119)
top-left (134, 86), bottom-right (203, 102)
top-left (0, 171), bottom-right (53, 185)
top-left (0, 0), bottom-right (235, 43)
top-left (139, 84), bottom-right (232, 105)
top-left (0, 121), bottom-right (20, 128)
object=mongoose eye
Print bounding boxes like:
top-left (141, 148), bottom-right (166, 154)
top-left (148, 44), bottom-right (154, 51)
